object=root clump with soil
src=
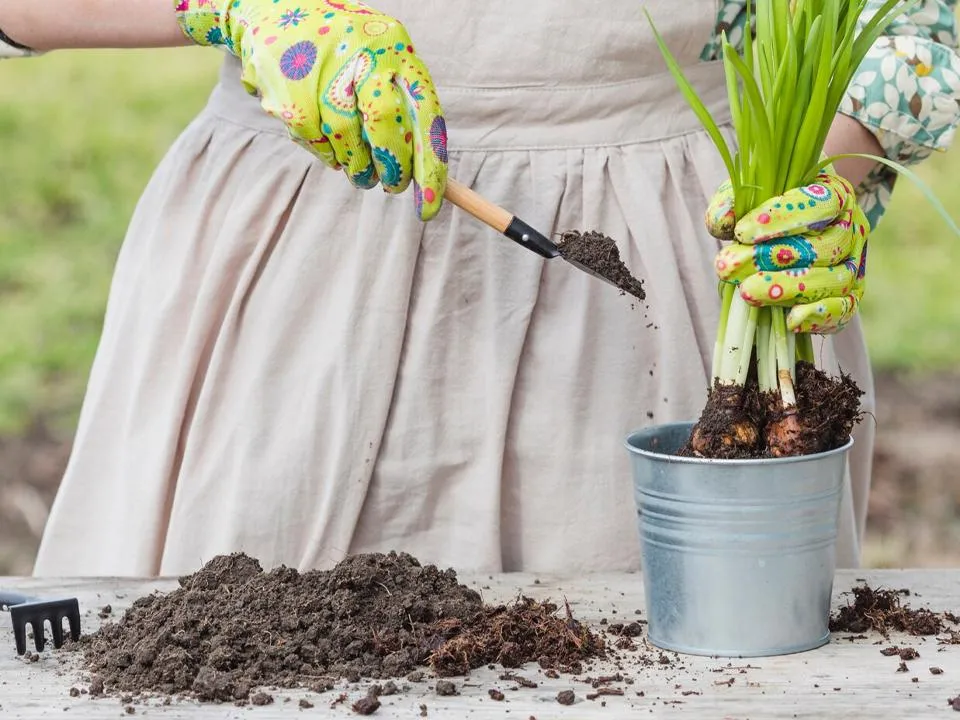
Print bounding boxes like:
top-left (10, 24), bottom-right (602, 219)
top-left (682, 361), bottom-right (863, 459)
top-left (78, 552), bottom-right (606, 703)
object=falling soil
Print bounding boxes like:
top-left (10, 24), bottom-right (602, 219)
top-left (79, 552), bottom-right (605, 702)
top-left (555, 230), bottom-right (646, 300)
top-left (681, 360), bottom-right (863, 459)
top-left (830, 584), bottom-right (947, 636)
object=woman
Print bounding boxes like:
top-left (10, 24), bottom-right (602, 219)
top-left (5, 1), bottom-right (958, 576)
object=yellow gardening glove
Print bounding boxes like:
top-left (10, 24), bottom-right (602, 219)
top-left (707, 173), bottom-right (869, 334)
top-left (175, 0), bottom-right (448, 220)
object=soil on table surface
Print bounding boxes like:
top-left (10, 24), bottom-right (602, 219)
top-left (682, 360), bottom-right (863, 459)
top-left (830, 583), bottom-right (948, 636)
top-left (79, 552), bottom-right (606, 702)
top-left (555, 230), bottom-right (646, 300)
top-left (431, 596), bottom-right (604, 676)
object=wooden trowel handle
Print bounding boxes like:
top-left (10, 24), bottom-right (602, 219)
top-left (444, 178), bottom-right (513, 233)
top-left (443, 179), bottom-right (559, 259)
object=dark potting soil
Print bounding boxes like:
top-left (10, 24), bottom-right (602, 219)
top-left (681, 360), bottom-right (863, 459)
top-left (79, 552), bottom-right (605, 702)
top-left (830, 584), bottom-right (946, 636)
top-left (781, 361), bottom-right (863, 456)
top-left (682, 376), bottom-right (766, 459)
top-left (556, 230), bottom-right (646, 300)
top-left (431, 597), bottom-right (605, 677)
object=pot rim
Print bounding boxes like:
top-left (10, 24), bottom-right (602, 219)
top-left (624, 420), bottom-right (854, 467)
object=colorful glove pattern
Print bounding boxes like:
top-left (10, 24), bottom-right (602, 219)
top-left (707, 173), bottom-right (869, 334)
top-left (175, 0), bottom-right (448, 220)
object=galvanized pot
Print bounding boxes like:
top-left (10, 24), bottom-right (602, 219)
top-left (624, 421), bottom-right (852, 657)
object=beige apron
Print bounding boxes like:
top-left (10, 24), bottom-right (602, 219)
top-left (33, 0), bottom-right (874, 577)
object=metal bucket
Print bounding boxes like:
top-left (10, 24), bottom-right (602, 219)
top-left (624, 421), bottom-right (852, 657)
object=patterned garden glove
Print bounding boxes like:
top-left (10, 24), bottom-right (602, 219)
top-left (175, 0), bottom-right (448, 220)
top-left (707, 173), bottom-right (869, 334)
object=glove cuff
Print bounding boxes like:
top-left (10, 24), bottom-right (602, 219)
top-left (174, 0), bottom-right (233, 51)
top-left (0, 26), bottom-right (41, 59)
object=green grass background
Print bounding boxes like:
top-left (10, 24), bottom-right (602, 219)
top-left (1, 48), bottom-right (959, 437)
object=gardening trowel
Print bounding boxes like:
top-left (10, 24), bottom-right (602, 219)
top-left (444, 178), bottom-right (622, 292)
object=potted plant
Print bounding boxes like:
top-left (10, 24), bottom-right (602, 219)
top-left (627, 0), bottom-right (956, 656)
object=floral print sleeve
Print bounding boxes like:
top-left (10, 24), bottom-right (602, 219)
top-left (700, 0), bottom-right (960, 230)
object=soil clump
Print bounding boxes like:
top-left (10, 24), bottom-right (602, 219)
top-left (79, 552), bottom-right (605, 702)
top-left (830, 584), bottom-right (947, 636)
top-left (431, 597), bottom-right (605, 676)
top-left (556, 230), bottom-right (646, 300)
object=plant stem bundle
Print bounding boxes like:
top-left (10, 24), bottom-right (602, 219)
top-left (648, 0), bottom-right (915, 457)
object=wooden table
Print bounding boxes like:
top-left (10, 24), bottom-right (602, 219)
top-left (2, 570), bottom-right (958, 718)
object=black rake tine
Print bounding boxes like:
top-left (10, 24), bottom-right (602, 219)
top-left (31, 619), bottom-right (45, 652)
top-left (64, 599), bottom-right (82, 644)
top-left (7, 598), bottom-right (82, 655)
top-left (50, 614), bottom-right (64, 648)
top-left (12, 618), bottom-right (26, 656)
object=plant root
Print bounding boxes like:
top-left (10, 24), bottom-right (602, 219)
top-left (681, 379), bottom-right (764, 459)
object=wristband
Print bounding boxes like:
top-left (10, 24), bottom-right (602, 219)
top-left (0, 26), bottom-right (38, 58)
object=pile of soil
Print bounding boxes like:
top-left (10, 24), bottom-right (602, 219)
top-left (556, 230), bottom-right (646, 300)
top-left (683, 361), bottom-right (863, 459)
top-left (830, 584), bottom-right (946, 636)
top-left (79, 552), bottom-right (605, 702)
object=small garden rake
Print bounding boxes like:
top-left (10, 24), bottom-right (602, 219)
top-left (0, 591), bottom-right (81, 655)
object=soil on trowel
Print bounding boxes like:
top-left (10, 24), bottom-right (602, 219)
top-left (830, 584), bottom-right (946, 636)
top-left (556, 230), bottom-right (646, 300)
top-left (79, 552), bottom-right (605, 702)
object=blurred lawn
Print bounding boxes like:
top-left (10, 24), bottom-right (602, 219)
top-left (0, 48), bottom-right (959, 436)
top-left (0, 49), bottom-right (220, 435)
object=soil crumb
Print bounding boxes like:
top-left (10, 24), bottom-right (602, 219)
top-left (556, 230), bottom-right (645, 300)
top-left (830, 584), bottom-right (946, 636)
top-left (352, 696), bottom-right (380, 715)
top-left (434, 680), bottom-right (458, 696)
top-left (79, 552), bottom-right (605, 702)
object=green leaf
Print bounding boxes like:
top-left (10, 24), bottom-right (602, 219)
top-left (785, 15), bottom-right (826, 188)
top-left (722, 32), bottom-right (745, 151)
top-left (724, 44), bottom-right (777, 207)
top-left (816, 152), bottom-right (960, 238)
top-left (644, 10), bottom-right (737, 187)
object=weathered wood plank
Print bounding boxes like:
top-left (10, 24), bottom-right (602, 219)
top-left (1, 570), bottom-right (958, 718)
